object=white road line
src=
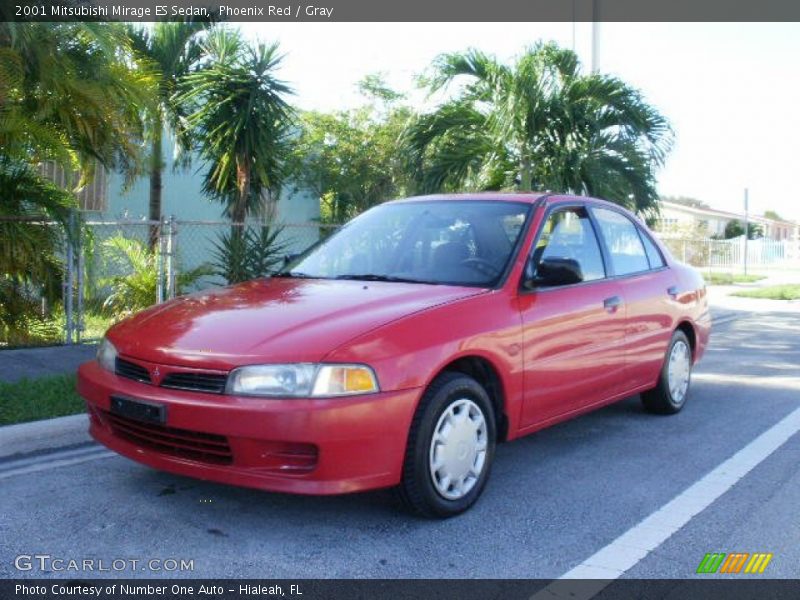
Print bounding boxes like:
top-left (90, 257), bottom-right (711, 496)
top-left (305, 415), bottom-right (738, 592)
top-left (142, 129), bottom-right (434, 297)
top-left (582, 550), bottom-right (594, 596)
top-left (693, 372), bottom-right (800, 391)
top-left (0, 449), bottom-right (115, 480)
top-left (534, 406), bottom-right (800, 599)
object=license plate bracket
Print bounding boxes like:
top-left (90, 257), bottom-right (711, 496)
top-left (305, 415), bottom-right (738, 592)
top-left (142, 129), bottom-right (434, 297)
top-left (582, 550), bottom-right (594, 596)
top-left (110, 395), bottom-right (167, 425)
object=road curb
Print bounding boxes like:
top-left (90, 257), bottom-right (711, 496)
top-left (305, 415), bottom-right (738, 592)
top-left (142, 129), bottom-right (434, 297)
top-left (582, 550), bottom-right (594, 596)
top-left (0, 413), bottom-right (91, 459)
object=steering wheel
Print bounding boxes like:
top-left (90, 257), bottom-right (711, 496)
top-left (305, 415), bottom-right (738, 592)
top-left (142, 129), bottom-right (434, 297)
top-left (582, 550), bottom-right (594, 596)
top-left (460, 257), bottom-right (502, 277)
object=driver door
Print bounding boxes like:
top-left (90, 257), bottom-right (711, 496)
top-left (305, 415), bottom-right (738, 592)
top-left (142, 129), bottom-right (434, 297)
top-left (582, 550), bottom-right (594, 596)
top-left (517, 205), bottom-right (627, 428)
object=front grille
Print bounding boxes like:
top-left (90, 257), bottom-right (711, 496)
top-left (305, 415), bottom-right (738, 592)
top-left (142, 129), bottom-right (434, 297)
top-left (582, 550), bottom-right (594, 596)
top-left (103, 411), bottom-right (233, 465)
top-left (113, 356), bottom-right (227, 394)
top-left (115, 358), bottom-right (151, 384)
top-left (161, 372), bottom-right (228, 394)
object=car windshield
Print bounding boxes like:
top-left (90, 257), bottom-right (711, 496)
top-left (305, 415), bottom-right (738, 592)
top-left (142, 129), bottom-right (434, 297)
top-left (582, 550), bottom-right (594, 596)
top-left (282, 200), bottom-right (531, 287)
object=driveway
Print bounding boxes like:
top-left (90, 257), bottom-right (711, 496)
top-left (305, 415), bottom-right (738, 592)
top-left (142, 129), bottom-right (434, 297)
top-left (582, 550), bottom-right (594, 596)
top-left (0, 344), bottom-right (96, 384)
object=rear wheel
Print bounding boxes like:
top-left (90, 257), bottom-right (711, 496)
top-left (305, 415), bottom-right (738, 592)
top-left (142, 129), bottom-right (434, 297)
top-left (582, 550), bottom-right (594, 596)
top-left (398, 372), bottom-right (496, 518)
top-left (642, 329), bottom-right (693, 415)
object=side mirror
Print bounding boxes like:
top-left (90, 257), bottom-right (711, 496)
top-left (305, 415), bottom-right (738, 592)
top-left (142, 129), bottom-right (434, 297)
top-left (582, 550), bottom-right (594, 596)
top-left (283, 253), bottom-right (300, 266)
top-left (524, 257), bottom-right (583, 288)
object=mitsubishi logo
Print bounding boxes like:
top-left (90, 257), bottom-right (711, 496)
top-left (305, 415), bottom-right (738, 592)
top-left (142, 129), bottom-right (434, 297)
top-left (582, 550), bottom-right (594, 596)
top-left (153, 367), bottom-right (160, 378)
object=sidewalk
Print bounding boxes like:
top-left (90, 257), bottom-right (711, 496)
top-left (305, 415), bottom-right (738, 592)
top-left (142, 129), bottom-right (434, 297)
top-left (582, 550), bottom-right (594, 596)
top-left (705, 271), bottom-right (800, 319)
top-left (0, 344), bottom-right (96, 384)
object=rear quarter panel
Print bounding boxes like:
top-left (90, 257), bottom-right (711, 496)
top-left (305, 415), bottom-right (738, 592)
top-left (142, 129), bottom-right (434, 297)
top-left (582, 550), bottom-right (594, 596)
top-left (647, 231), bottom-right (711, 365)
top-left (673, 262), bottom-right (711, 362)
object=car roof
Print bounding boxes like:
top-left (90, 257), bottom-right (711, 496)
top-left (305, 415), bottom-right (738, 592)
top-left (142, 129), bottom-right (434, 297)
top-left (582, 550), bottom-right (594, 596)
top-left (391, 192), bottom-right (548, 205)
top-left (390, 192), bottom-right (632, 212)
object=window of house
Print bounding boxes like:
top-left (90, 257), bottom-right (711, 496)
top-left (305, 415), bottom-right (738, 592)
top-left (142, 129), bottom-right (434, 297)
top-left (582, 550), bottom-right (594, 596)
top-left (38, 160), bottom-right (108, 212)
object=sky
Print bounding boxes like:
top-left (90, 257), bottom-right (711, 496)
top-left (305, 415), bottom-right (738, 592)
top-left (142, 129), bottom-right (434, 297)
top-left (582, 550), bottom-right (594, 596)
top-left (239, 22), bottom-right (800, 222)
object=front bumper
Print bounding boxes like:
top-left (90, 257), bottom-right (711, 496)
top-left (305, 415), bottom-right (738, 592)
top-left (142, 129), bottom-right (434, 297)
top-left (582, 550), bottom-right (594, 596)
top-left (78, 361), bottom-right (421, 495)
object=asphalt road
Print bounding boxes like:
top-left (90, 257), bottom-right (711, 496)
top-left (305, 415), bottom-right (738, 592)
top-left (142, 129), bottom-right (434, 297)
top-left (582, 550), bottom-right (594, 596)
top-left (1, 307), bottom-right (799, 580)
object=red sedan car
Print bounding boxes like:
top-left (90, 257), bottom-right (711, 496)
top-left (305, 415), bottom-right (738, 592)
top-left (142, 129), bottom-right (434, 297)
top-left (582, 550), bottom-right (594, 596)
top-left (78, 194), bottom-right (710, 517)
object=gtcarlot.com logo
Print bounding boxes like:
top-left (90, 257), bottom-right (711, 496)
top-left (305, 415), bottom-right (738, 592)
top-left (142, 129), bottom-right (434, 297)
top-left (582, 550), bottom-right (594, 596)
top-left (14, 554), bottom-right (194, 573)
top-left (696, 552), bottom-right (773, 574)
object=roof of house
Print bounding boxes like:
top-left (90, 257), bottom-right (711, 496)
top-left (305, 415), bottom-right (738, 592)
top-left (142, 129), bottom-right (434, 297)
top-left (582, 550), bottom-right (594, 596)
top-left (659, 200), bottom-right (797, 227)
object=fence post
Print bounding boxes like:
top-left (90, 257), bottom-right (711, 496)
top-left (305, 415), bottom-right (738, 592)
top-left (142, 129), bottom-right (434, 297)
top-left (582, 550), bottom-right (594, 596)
top-left (63, 210), bottom-right (76, 345)
top-left (167, 215), bottom-right (177, 300)
top-left (156, 216), bottom-right (166, 304)
top-left (76, 217), bottom-right (84, 344)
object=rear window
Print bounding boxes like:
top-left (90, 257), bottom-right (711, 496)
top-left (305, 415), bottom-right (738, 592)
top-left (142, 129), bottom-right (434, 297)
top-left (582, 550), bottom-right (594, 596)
top-left (592, 208), bottom-right (650, 276)
top-left (640, 231), bottom-right (666, 269)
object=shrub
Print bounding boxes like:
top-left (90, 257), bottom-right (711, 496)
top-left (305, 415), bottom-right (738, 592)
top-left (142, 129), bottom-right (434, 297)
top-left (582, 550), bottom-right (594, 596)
top-left (212, 223), bottom-right (291, 284)
top-left (100, 235), bottom-right (212, 318)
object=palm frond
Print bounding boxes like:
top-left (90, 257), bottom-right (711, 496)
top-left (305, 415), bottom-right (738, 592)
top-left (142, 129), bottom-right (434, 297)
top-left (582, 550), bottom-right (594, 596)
top-left (410, 42), bottom-right (672, 213)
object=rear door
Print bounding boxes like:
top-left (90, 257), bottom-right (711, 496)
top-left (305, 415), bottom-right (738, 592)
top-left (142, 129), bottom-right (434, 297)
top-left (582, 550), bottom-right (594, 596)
top-left (590, 206), bottom-right (675, 392)
top-left (517, 204), bottom-right (627, 428)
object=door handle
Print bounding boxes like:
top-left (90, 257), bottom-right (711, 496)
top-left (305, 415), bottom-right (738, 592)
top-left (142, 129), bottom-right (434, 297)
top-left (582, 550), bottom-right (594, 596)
top-left (667, 285), bottom-right (679, 298)
top-left (603, 296), bottom-right (622, 312)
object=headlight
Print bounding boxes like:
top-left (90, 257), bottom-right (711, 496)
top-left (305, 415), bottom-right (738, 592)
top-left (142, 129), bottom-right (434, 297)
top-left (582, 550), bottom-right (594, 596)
top-left (97, 338), bottom-right (118, 372)
top-left (226, 364), bottom-right (317, 397)
top-left (226, 363), bottom-right (379, 398)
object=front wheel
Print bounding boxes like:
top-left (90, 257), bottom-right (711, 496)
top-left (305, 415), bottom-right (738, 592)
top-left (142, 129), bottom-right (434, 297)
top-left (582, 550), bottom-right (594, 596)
top-left (398, 372), bottom-right (496, 518)
top-left (642, 329), bottom-right (693, 415)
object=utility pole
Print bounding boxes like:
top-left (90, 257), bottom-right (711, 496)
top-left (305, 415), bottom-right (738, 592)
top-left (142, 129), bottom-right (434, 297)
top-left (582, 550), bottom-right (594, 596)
top-left (591, 0), bottom-right (600, 72)
top-left (743, 188), bottom-right (749, 276)
top-left (571, 0), bottom-right (576, 51)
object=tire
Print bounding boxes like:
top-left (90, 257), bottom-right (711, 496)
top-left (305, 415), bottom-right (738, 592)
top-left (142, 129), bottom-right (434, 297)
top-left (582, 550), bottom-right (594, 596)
top-left (641, 329), bottom-right (693, 415)
top-left (398, 372), bottom-right (497, 518)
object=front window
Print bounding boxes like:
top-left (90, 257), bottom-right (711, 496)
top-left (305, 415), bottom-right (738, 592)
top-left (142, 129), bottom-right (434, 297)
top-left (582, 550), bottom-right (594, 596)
top-left (283, 200), bottom-right (531, 287)
top-left (531, 207), bottom-right (606, 282)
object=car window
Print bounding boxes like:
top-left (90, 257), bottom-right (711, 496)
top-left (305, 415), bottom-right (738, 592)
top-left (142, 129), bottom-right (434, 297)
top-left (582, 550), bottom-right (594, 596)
top-left (531, 207), bottom-right (606, 282)
top-left (639, 230), bottom-right (666, 269)
top-left (592, 208), bottom-right (650, 276)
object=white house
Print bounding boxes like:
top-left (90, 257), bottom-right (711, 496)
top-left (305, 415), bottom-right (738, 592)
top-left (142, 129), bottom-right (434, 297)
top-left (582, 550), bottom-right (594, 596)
top-left (654, 200), bottom-right (798, 242)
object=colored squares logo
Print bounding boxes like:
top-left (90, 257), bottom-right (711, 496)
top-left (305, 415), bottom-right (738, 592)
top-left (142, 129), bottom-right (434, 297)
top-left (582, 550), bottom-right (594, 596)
top-left (697, 552), bottom-right (773, 574)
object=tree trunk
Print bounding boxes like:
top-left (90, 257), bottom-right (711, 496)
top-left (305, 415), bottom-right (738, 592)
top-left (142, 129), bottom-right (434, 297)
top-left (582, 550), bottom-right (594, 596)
top-left (231, 156), bottom-right (251, 238)
top-left (519, 157), bottom-right (533, 192)
top-left (148, 127), bottom-right (163, 250)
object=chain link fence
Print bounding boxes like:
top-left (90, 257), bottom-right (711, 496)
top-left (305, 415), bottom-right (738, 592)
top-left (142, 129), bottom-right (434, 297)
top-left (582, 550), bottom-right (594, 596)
top-left (3, 213), bottom-right (799, 348)
top-left (1, 213), bottom-right (338, 348)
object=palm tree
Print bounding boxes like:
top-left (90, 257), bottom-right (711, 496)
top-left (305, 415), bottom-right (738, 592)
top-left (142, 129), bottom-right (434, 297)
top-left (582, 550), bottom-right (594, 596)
top-left (126, 22), bottom-right (209, 247)
top-left (179, 29), bottom-right (294, 227)
top-left (1, 23), bottom-right (152, 177)
top-left (405, 43), bottom-right (672, 215)
top-left (0, 23), bottom-right (153, 343)
top-left (0, 159), bottom-right (75, 343)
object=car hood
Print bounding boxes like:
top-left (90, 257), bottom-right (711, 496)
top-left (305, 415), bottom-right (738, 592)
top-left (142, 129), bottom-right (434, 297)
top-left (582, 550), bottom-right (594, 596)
top-left (108, 277), bottom-right (484, 369)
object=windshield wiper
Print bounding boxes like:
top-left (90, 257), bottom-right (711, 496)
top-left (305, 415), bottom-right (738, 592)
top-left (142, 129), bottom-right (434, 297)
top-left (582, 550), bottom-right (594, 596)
top-left (334, 274), bottom-right (438, 285)
top-left (273, 271), bottom-right (318, 279)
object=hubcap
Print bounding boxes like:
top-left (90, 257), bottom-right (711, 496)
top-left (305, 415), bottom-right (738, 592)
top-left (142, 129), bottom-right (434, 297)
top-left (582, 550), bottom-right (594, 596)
top-left (667, 340), bottom-right (691, 404)
top-left (429, 398), bottom-right (488, 500)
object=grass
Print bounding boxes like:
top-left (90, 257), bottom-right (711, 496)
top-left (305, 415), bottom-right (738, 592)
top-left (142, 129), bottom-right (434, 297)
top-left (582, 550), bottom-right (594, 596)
top-left (1, 310), bottom-right (115, 348)
top-left (703, 272), bottom-right (766, 285)
top-left (732, 285), bottom-right (800, 301)
top-left (0, 374), bottom-right (84, 426)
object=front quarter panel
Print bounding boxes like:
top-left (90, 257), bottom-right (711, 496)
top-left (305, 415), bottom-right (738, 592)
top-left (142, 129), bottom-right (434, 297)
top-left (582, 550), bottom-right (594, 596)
top-left (321, 290), bottom-right (525, 435)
